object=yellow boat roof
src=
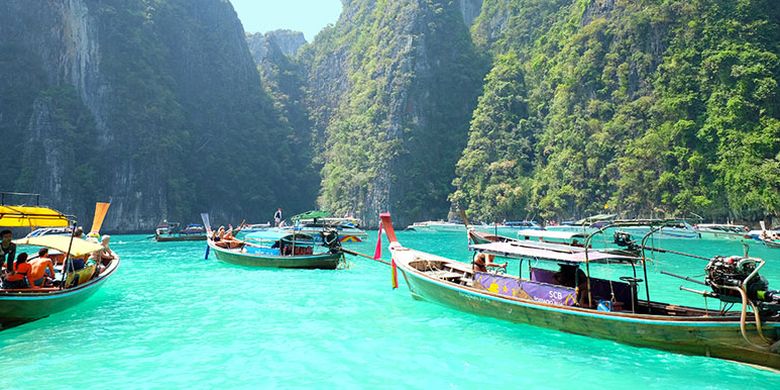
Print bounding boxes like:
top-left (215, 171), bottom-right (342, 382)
top-left (0, 205), bottom-right (71, 228)
top-left (14, 236), bottom-right (103, 257)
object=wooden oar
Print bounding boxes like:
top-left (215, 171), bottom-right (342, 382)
top-left (341, 248), bottom-right (390, 266)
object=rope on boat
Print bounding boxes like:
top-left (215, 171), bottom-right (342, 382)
top-left (720, 284), bottom-right (771, 350)
top-left (341, 248), bottom-right (390, 266)
top-left (749, 301), bottom-right (772, 345)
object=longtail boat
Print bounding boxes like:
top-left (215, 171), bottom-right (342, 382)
top-left (695, 224), bottom-right (750, 241)
top-left (290, 210), bottom-right (367, 243)
top-left (746, 222), bottom-right (780, 249)
top-left (381, 213), bottom-right (780, 370)
top-left (202, 214), bottom-right (343, 269)
top-left (467, 229), bottom-right (514, 245)
top-left (154, 221), bottom-right (207, 242)
top-left (0, 198), bottom-right (119, 328)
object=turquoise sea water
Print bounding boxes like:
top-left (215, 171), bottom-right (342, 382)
top-left (1, 231), bottom-right (780, 388)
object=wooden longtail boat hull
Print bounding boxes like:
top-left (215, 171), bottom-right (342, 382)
top-left (0, 258), bottom-right (120, 327)
top-left (208, 241), bottom-right (341, 269)
top-left (392, 247), bottom-right (780, 369)
top-left (155, 234), bottom-right (207, 242)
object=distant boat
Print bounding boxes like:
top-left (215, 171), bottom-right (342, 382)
top-left (610, 220), bottom-right (701, 240)
top-left (746, 222), bottom-right (780, 249)
top-left (694, 224), bottom-right (749, 241)
top-left (283, 210), bottom-right (367, 243)
top-left (517, 229), bottom-right (589, 245)
top-left (237, 223), bottom-right (272, 233)
top-left (467, 229), bottom-right (516, 245)
top-left (548, 217), bottom-right (700, 240)
top-left (380, 213), bottom-right (780, 370)
top-left (25, 227), bottom-right (72, 238)
top-left (208, 230), bottom-right (343, 269)
top-left (155, 221), bottom-right (207, 242)
top-left (501, 220), bottom-right (543, 230)
top-left (474, 221), bottom-right (543, 237)
top-left (405, 220), bottom-right (465, 232)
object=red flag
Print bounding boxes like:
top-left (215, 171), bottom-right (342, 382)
top-left (391, 258), bottom-right (399, 289)
top-left (373, 220), bottom-right (383, 260)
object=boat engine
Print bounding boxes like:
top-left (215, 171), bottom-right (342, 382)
top-left (320, 229), bottom-right (342, 253)
top-left (705, 256), bottom-right (780, 313)
top-left (613, 231), bottom-right (641, 256)
top-left (614, 231), bottom-right (633, 247)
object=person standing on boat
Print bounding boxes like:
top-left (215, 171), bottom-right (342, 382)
top-left (0, 229), bottom-right (16, 273)
top-left (274, 208), bottom-right (283, 227)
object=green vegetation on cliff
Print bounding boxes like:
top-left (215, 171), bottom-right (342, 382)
top-left (450, 52), bottom-right (535, 221)
top-left (453, 0), bottom-right (780, 222)
top-left (0, 0), bottom-right (316, 228)
top-left (303, 0), bottom-right (484, 225)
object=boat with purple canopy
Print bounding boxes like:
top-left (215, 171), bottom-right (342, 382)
top-left (381, 213), bottom-right (780, 370)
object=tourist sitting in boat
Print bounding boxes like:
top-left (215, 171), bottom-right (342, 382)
top-left (96, 235), bottom-right (116, 266)
top-left (226, 224), bottom-right (242, 238)
top-left (213, 226), bottom-right (245, 249)
top-left (0, 229), bottom-right (16, 273)
top-left (4, 253), bottom-right (31, 289)
top-left (554, 264), bottom-right (591, 307)
top-left (213, 226), bottom-right (225, 241)
top-left (28, 248), bottom-right (56, 288)
top-left (472, 253), bottom-right (507, 272)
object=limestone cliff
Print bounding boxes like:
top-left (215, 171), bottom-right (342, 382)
top-left (303, 0), bottom-right (485, 226)
top-left (0, 0), bottom-right (310, 230)
top-left (247, 30), bottom-right (319, 213)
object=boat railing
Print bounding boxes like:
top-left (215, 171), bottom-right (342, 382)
top-left (0, 191), bottom-right (40, 206)
top-left (581, 219), bottom-right (692, 309)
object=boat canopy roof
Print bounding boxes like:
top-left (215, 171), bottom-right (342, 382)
top-left (0, 205), bottom-right (71, 228)
top-left (469, 241), bottom-right (638, 264)
top-left (291, 210), bottom-right (331, 222)
top-left (246, 230), bottom-right (315, 243)
top-left (517, 230), bottom-right (587, 240)
top-left (14, 235), bottom-right (103, 257)
top-left (298, 217), bottom-right (361, 226)
top-left (575, 214), bottom-right (617, 225)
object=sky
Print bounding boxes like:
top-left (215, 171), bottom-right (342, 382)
top-left (229, 0), bottom-right (343, 41)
